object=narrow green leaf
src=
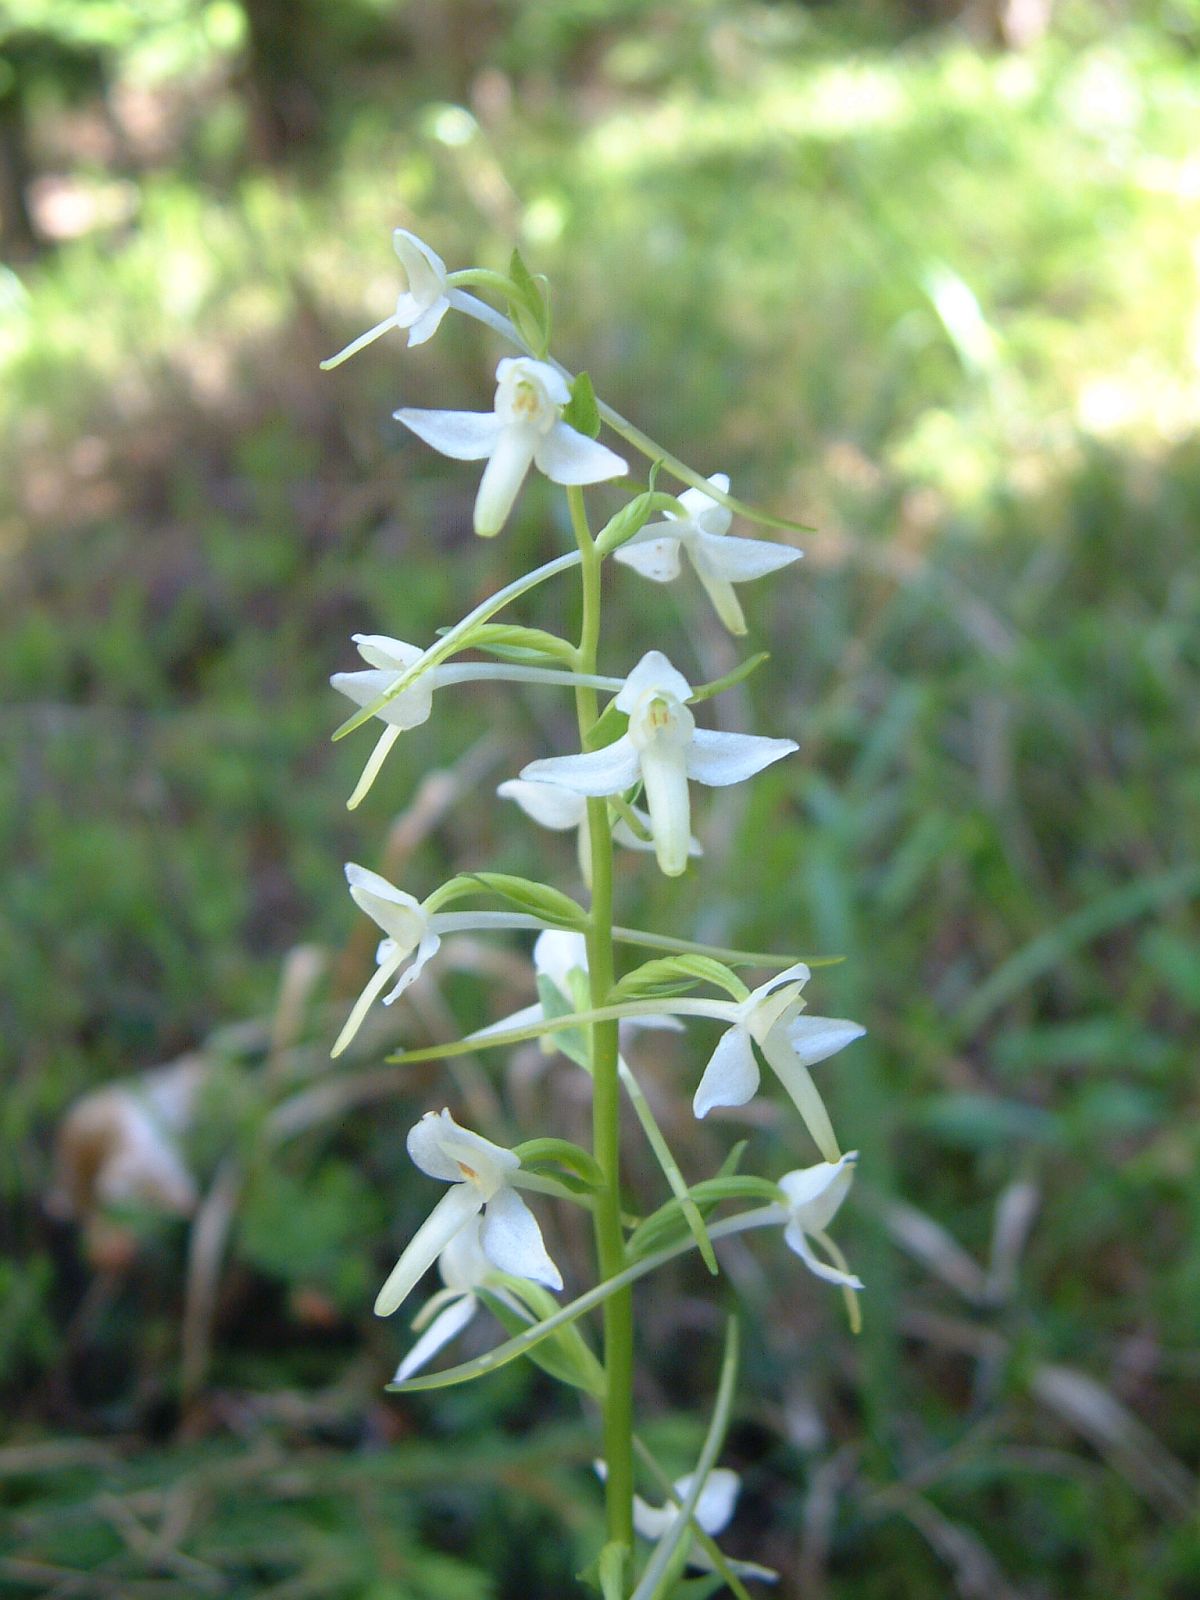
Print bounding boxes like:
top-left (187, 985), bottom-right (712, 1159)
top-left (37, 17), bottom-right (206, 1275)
top-left (563, 371), bottom-right (602, 439)
top-left (514, 1137), bottom-right (604, 1190)
top-left (628, 1176), bottom-right (782, 1261)
top-left (688, 652), bottom-right (771, 705)
top-left (594, 489), bottom-right (683, 557)
top-left (611, 955), bottom-right (749, 1005)
top-left (462, 872), bottom-right (588, 930)
top-left (481, 1283), bottom-right (606, 1397)
top-left (598, 1542), bottom-right (629, 1600)
top-left (437, 621), bottom-right (577, 667)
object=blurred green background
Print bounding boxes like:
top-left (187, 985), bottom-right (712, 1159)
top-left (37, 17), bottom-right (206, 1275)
top-left (2, 0), bottom-right (1199, 1595)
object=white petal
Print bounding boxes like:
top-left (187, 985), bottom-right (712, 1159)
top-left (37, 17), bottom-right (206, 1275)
top-left (694, 567), bottom-right (747, 635)
top-left (381, 927), bottom-right (441, 1002)
top-left (693, 1026), bottom-right (760, 1118)
top-left (467, 1002), bottom-right (544, 1043)
top-left (497, 778), bottom-right (585, 831)
top-left (438, 1215), bottom-right (492, 1291)
top-left (392, 228), bottom-right (447, 303)
top-left (407, 1107), bottom-right (520, 1189)
top-left (778, 1153), bottom-right (858, 1231)
top-left (344, 864), bottom-right (428, 946)
top-left (496, 356), bottom-right (571, 408)
top-left (689, 531), bottom-right (802, 582)
top-left (679, 1468), bottom-right (740, 1535)
top-left (474, 425), bottom-right (538, 536)
top-left (480, 1186), bottom-right (563, 1289)
top-left (677, 472), bottom-right (732, 528)
top-left (783, 1218), bottom-right (863, 1289)
top-left (393, 1292), bottom-right (478, 1381)
top-left (395, 407), bottom-right (504, 461)
top-left (374, 1184), bottom-right (484, 1317)
top-left (330, 668), bottom-right (435, 730)
top-left (631, 1495), bottom-right (674, 1541)
top-left (784, 1014), bottom-right (866, 1068)
top-left (759, 1034), bottom-right (842, 1163)
top-left (612, 535), bottom-right (684, 584)
top-left (615, 650), bottom-right (693, 713)
top-left (685, 729), bottom-right (797, 787)
top-left (612, 803), bottom-right (701, 858)
top-left (352, 634), bottom-right (424, 672)
top-left (534, 421), bottom-right (627, 485)
top-left (639, 742), bottom-right (693, 878)
top-left (533, 929), bottom-right (589, 994)
top-left (405, 297), bottom-right (450, 347)
top-left (330, 948), bottom-right (406, 1058)
top-left (520, 736), bottom-right (641, 797)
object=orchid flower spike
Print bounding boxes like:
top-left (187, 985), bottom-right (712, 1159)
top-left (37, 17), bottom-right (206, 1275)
top-left (396, 356), bottom-right (628, 537)
top-left (518, 650), bottom-right (796, 878)
top-left (594, 1462), bottom-right (778, 1583)
top-left (614, 473), bottom-right (801, 635)
top-left (691, 964), bottom-right (865, 1160)
top-left (496, 777), bottom-right (701, 876)
top-left (321, 229), bottom-right (452, 369)
top-left (392, 1216), bottom-right (525, 1382)
top-left (375, 1109), bottom-right (561, 1318)
top-left (332, 865), bottom-right (555, 1057)
top-left (778, 1152), bottom-right (862, 1290)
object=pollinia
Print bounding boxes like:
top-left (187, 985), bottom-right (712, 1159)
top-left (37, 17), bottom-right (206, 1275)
top-left (322, 227), bottom-right (867, 1597)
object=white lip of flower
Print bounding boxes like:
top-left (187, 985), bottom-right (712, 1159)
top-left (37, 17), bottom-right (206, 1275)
top-left (320, 229), bottom-right (451, 369)
top-left (594, 1462), bottom-right (778, 1583)
top-left (375, 1108), bottom-right (562, 1318)
top-left (471, 928), bottom-right (683, 1048)
top-left (516, 650), bottom-right (797, 878)
top-left (495, 778), bottom-right (702, 860)
top-left (614, 473), bottom-right (802, 636)
top-left (392, 1216), bottom-right (526, 1382)
top-left (777, 1152), bottom-right (862, 1290)
top-left (395, 356), bottom-right (628, 537)
top-left (332, 865), bottom-right (559, 1058)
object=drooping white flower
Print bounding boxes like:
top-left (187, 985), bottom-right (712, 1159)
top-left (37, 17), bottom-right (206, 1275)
top-left (518, 650), bottom-right (796, 878)
top-left (396, 356), bottom-right (628, 537)
top-left (614, 473), bottom-right (801, 635)
top-left (778, 1152), bottom-right (862, 1290)
top-left (690, 965), bottom-right (865, 1158)
top-left (496, 777), bottom-right (701, 866)
top-left (321, 229), bottom-right (451, 369)
top-left (332, 865), bottom-right (558, 1057)
top-left (392, 1216), bottom-right (526, 1382)
top-left (594, 1462), bottom-right (778, 1583)
top-left (375, 1109), bottom-right (561, 1317)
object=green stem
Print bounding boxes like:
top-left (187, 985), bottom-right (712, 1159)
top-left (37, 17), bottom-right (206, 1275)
top-left (569, 484), bottom-right (634, 1556)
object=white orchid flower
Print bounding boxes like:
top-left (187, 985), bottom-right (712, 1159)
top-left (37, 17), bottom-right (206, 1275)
top-left (332, 636), bottom-right (623, 808)
top-left (333, 865), bottom-right (558, 1058)
top-left (689, 965), bottom-right (865, 1156)
top-left (321, 229), bottom-right (452, 370)
top-left (517, 650), bottom-right (796, 878)
top-left (614, 473), bottom-right (802, 636)
top-left (376, 1109), bottom-right (562, 1318)
top-left (396, 356), bottom-right (628, 537)
top-left (496, 777), bottom-right (701, 874)
top-left (392, 1216), bottom-right (528, 1382)
top-left (778, 1152), bottom-right (862, 1290)
top-left (594, 1462), bottom-right (778, 1583)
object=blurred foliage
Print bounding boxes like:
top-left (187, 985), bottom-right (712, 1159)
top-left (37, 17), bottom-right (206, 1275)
top-left (2, 1), bottom-right (1200, 1597)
